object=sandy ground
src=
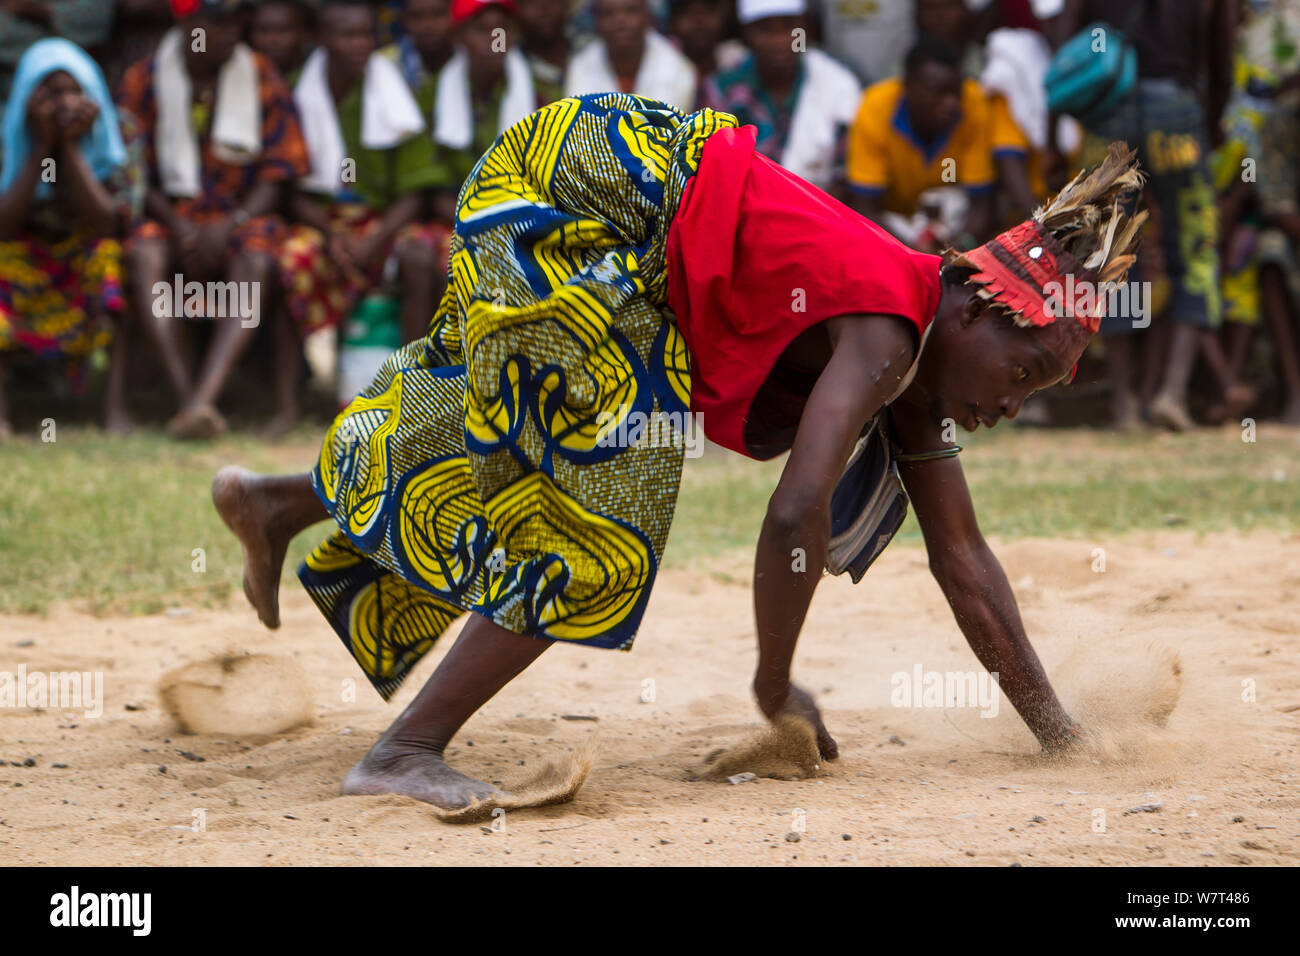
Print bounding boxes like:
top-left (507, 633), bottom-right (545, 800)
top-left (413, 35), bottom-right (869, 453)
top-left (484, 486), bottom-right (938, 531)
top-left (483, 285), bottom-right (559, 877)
top-left (1, 530), bottom-right (1297, 866)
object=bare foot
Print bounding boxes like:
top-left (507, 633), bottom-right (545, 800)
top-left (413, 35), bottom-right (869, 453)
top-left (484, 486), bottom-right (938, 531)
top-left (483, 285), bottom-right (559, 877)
top-left (168, 403), bottom-right (227, 441)
top-left (260, 408), bottom-right (300, 442)
top-left (0, 418), bottom-right (12, 442)
top-left (1111, 389), bottom-right (1139, 432)
top-left (1281, 398), bottom-right (1300, 427)
top-left (1148, 393), bottom-right (1195, 432)
top-left (1223, 383), bottom-right (1258, 421)
top-left (104, 406), bottom-right (134, 436)
top-left (211, 466), bottom-right (291, 629)
top-left (341, 742), bottom-right (500, 810)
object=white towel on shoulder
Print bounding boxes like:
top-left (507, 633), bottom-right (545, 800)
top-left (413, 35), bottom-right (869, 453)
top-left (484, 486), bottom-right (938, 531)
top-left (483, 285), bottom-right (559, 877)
top-left (781, 48), bottom-right (861, 190)
top-left (433, 46), bottom-right (536, 151)
top-left (295, 47), bottom-right (426, 195)
top-left (155, 26), bottom-right (262, 198)
top-left (564, 31), bottom-right (697, 112)
top-left (981, 27), bottom-right (1051, 151)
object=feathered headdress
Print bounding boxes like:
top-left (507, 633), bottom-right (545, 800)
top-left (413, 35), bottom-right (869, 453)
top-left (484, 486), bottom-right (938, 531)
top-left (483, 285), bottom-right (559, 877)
top-left (946, 143), bottom-right (1147, 360)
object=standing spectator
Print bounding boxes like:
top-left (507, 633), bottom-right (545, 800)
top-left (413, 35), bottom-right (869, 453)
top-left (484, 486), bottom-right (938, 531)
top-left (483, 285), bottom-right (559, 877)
top-left (117, 0), bottom-right (310, 439)
top-left (519, 0), bottom-right (572, 105)
top-left (845, 37), bottom-right (996, 249)
top-left (1060, 0), bottom-right (1235, 431)
top-left (0, 0), bottom-right (115, 100)
top-left (811, 0), bottom-right (913, 85)
top-left (565, 0), bottom-right (697, 110)
top-left (0, 38), bottom-right (141, 437)
top-left (667, 0), bottom-right (746, 104)
top-left (1253, 91), bottom-right (1300, 423)
top-left (701, 0), bottom-right (860, 195)
top-left (247, 0), bottom-right (317, 84)
top-left (277, 0), bottom-right (450, 435)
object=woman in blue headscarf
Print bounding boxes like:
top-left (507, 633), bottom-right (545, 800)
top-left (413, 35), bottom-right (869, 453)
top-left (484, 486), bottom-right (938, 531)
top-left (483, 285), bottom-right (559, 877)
top-left (0, 37), bottom-right (143, 438)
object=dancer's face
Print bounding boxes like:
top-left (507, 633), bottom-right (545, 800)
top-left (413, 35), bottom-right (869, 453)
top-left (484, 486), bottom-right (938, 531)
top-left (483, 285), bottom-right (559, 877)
top-left (916, 287), bottom-right (1075, 433)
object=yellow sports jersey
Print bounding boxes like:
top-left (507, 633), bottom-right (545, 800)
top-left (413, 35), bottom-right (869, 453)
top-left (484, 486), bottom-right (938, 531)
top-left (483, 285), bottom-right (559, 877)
top-left (846, 76), bottom-right (994, 215)
top-left (988, 92), bottom-right (1047, 201)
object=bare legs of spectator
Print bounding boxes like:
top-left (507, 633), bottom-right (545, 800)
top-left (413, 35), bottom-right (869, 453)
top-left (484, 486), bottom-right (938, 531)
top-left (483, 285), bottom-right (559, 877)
top-left (127, 238), bottom-right (194, 408)
top-left (1148, 324), bottom-right (1199, 431)
top-left (264, 304), bottom-right (302, 441)
top-left (0, 358), bottom-right (11, 440)
top-left (1106, 336), bottom-right (1139, 430)
top-left (1199, 329), bottom-right (1257, 424)
top-left (397, 236), bottom-right (439, 345)
top-left (103, 308), bottom-right (133, 435)
top-left (168, 251), bottom-right (274, 439)
top-left (1259, 264), bottom-right (1300, 424)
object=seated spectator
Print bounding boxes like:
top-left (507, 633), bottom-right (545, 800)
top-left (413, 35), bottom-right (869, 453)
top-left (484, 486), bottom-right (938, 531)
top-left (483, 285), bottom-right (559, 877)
top-left (428, 0), bottom-right (536, 213)
top-left (0, 38), bottom-right (140, 438)
top-left (379, 0), bottom-right (454, 105)
top-left (0, 0), bottom-right (115, 101)
top-left (701, 0), bottom-right (860, 196)
top-left (277, 0), bottom-right (452, 433)
top-left (520, 0), bottom-right (573, 106)
top-left (247, 0), bottom-right (317, 85)
top-left (117, 0), bottom-right (310, 439)
top-left (667, 0), bottom-right (746, 105)
top-left (845, 37), bottom-right (995, 250)
top-left (565, 0), bottom-right (697, 110)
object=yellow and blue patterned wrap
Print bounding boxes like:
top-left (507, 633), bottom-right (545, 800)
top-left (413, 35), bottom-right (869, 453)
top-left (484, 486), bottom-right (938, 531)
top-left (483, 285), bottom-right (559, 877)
top-left (299, 93), bottom-right (737, 699)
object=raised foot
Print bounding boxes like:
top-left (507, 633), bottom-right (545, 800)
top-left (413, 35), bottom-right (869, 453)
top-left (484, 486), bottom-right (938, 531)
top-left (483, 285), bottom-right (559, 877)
top-left (341, 748), bottom-right (499, 810)
top-left (211, 466), bottom-right (289, 629)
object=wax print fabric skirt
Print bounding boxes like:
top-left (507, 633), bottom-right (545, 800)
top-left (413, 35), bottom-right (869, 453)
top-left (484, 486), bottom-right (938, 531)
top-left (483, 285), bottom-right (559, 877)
top-left (298, 93), bottom-right (737, 699)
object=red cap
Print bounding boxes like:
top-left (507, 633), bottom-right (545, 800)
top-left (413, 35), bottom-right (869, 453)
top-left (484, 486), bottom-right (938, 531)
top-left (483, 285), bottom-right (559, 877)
top-left (170, 0), bottom-right (200, 15)
top-left (452, 0), bottom-right (519, 25)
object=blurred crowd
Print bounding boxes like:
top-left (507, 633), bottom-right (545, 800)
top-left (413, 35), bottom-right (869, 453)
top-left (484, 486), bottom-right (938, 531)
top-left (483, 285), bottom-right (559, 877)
top-left (1, 0), bottom-right (1298, 440)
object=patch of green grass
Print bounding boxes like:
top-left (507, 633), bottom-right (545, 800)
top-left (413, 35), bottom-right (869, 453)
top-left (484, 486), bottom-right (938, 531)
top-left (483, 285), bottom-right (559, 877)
top-left (1, 422), bottom-right (1295, 614)
top-left (663, 423), bottom-right (1300, 566)
top-left (0, 426), bottom-right (324, 616)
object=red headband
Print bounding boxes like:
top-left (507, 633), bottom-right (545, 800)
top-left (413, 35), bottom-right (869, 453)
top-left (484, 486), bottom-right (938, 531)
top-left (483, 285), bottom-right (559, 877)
top-left (960, 220), bottom-right (1105, 334)
top-left (452, 0), bottom-right (519, 24)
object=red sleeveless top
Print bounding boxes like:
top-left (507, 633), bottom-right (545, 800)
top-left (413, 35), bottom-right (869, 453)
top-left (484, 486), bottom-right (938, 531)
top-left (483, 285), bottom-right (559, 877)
top-left (665, 126), bottom-right (942, 459)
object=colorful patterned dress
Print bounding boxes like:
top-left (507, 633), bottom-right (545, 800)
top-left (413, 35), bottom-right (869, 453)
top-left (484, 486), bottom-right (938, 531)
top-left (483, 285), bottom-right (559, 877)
top-left (0, 114), bottom-right (143, 385)
top-left (299, 93), bottom-right (735, 699)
